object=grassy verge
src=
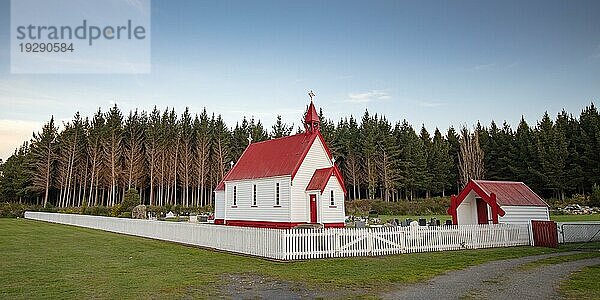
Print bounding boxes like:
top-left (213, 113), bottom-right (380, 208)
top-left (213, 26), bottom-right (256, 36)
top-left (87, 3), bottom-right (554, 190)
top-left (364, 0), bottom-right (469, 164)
top-left (560, 264), bottom-right (600, 300)
top-left (519, 252), bottom-right (600, 270)
top-left (550, 214), bottom-right (600, 222)
top-left (0, 219), bottom-right (581, 298)
top-left (378, 214), bottom-right (450, 223)
top-left (377, 213), bottom-right (600, 224)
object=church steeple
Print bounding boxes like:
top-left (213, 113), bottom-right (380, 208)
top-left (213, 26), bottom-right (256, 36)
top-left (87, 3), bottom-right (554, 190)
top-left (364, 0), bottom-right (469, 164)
top-left (304, 90), bottom-right (320, 133)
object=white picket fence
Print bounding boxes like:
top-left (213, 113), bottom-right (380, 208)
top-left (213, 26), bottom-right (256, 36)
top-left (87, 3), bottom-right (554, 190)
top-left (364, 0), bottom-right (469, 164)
top-left (285, 224), bottom-right (530, 259)
top-left (24, 211), bottom-right (286, 259)
top-left (24, 212), bottom-right (530, 260)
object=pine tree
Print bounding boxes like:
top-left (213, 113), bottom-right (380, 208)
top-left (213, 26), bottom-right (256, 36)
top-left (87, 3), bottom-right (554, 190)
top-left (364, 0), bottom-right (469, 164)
top-left (166, 109), bottom-right (180, 205)
top-left (360, 110), bottom-right (378, 199)
top-left (103, 105), bottom-right (123, 206)
top-left (123, 110), bottom-right (146, 191)
top-left (87, 110), bottom-right (105, 206)
top-left (394, 120), bottom-right (427, 200)
top-left (29, 116), bottom-right (58, 207)
top-left (376, 117), bottom-right (399, 201)
top-left (335, 116), bottom-right (361, 200)
top-left (193, 109), bottom-right (210, 206)
top-left (560, 111), bottom-right (585, 194)
top-left (579, 104), bottom-right (600, 192)
top-left (430, 128), bottom-right (453, 196)
top-left (178, 108), bottom-right (194, 206)
top-left (0, 143), bottom-right (31, 202)
top-left (347, 116), bottom-right (362, 199)
top-left (248, 117), bottom-right (269, 143)
top-left (210, 114), bottom-right (231, 204)
top-left (513, 117), bottom-right (538, 188)
top-left (536, 112), bottom-right (568, 199)
top-left (270, 115), bottom-right (293, 138)
top-left (419, 125), bottom-right (433, 198)
top-left (55, 113), bottom-right (84, 207)
top-left (230, 117), bottom-right (250, 161)
top-left (446, 126), bottom-right (460, 194)
top-left (319, 108), bottom-right (335, 145)
top-left (485, 121), bottom-right (516, 180)
top-left (145, 107), bottom-right (161, 206)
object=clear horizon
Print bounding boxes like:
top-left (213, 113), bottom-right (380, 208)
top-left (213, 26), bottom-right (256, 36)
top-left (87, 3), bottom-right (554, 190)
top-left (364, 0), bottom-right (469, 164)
top-left (1, 0), bottom-right (599, 160)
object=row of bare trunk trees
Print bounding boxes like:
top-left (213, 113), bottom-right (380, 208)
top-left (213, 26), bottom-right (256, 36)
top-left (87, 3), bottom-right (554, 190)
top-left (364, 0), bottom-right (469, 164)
top-left (2, 103), bottom-right (598, 206)
top-left (25, 106), bottom-right (237, 208)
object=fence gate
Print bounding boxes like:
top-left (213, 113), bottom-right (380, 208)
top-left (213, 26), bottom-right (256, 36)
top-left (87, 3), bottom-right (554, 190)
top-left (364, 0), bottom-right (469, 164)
top-left (531, 220), bottom-right (558, 248)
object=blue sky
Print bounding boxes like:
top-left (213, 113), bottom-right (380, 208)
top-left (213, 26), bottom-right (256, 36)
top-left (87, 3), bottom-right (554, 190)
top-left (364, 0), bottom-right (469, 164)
top-left (0, 0), bottom-right (599, 159)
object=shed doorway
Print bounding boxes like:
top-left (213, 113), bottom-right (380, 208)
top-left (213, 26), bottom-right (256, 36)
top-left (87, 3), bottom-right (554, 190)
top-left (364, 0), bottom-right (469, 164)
top-left (476, 198), bottom-right (489, 224)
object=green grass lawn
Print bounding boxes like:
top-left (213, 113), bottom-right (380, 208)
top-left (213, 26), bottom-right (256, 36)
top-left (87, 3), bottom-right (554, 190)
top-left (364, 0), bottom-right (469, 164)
top-left (0, 219), bottom-right (587, 298)
top-left (378, 214), bottom-right (450, 223)
top-left (519, 252), bottom-right (600, 270)
top-left (550, 214), bottom-right (600, 222)
top-left (560, 264), bottom-right (600, 300)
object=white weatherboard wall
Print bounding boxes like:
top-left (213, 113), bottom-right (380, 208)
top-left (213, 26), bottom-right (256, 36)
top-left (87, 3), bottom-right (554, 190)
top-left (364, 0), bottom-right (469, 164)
top-left (26, 212), bottom-right (531, 260)
top-left (499, 206), bottom-right (549, 226)
top-left (224, 176), bottom-right (291, 222)
top-left (456, 191), bottom-right (478, 225)
top-left (455, 190), bottom-right (549, 226)
top-left (319, 175), bottom-right (345, 223)
top-left (291, 137), bottom-right (333, 223)
top-left (214, 191), bottom-right (225, 219)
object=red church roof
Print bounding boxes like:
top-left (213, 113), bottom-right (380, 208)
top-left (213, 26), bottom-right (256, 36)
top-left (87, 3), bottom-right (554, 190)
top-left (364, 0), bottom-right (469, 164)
top-left (306, 166), bottom-right (347, 195)
top-left (214, 131), bottom-right (333, 191)
top-left (472, 180), bottom-right (548, 207)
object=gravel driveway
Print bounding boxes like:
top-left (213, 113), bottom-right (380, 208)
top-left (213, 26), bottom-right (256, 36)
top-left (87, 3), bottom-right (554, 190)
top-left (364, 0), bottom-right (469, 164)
top-left (222, 251), bottom-right (599, 299)
top-left (382, 251), bottom-right (600, 300)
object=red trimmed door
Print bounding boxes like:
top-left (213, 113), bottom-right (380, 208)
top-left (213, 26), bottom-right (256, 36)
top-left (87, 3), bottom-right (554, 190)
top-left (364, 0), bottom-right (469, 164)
top-left (476, 198), bottom-right (488, 224)
top-left (310, 194), bottom-right (317, 223)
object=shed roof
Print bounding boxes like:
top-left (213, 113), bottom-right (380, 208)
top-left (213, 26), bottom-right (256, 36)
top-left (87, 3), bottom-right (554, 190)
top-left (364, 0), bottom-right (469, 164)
top-left (472, 180), bottom-right (548, 207)
top-left (214, 131), bottom-right (332, 191)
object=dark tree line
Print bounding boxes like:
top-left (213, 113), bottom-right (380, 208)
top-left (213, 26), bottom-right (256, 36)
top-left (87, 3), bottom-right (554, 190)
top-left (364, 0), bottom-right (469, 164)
top-left (0, 103), bottom-right (599, 207)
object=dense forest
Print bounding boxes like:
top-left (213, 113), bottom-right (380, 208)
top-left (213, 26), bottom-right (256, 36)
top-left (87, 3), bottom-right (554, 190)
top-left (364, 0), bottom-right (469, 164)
top-left (0, 103), bottom-right (599, 208)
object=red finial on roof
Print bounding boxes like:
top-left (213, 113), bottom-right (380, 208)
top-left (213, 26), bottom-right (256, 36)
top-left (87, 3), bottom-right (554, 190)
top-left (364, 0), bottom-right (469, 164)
top-left (304, 90), bottom-right (320, 133)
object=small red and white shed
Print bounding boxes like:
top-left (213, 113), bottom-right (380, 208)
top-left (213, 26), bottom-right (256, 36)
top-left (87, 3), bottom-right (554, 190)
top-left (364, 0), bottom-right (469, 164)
top-left (213, 99), bottom-right (346, 229)
top-left (447, 180), bottom-right (550, 226)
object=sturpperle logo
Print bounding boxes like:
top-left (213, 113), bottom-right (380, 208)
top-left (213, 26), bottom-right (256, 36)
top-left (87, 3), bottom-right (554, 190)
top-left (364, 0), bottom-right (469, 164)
top-left (10, 0), bottom-right (151, 74)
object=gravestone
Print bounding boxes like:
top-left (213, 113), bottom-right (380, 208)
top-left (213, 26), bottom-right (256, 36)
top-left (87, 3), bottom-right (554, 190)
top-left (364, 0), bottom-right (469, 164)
top-left (189, 215), bottom-right (198, 223)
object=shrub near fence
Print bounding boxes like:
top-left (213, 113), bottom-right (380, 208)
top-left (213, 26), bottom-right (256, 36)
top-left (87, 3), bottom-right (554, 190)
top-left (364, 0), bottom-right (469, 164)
top-left (25, 212), bottom-right (530, 260)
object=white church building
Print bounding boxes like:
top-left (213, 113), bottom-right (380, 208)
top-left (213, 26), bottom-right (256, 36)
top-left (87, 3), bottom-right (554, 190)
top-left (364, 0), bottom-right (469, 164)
top-left (214, 98), bottom-right (347, 228)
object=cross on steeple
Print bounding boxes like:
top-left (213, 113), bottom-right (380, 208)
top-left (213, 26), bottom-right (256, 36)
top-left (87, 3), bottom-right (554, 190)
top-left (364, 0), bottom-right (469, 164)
top-left (308, 90), bottom-right (315, 102)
